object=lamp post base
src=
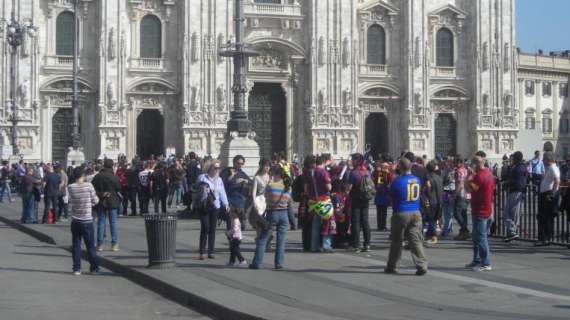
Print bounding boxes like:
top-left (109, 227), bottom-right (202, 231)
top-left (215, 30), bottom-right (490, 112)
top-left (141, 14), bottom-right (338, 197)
top-left (65, 147), bottom-right (85, 168)
top-left (219, 132), bottom-right (260, 177)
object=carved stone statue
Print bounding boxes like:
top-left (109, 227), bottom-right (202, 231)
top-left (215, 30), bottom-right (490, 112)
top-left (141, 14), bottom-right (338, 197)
top-left (503, 43), bottom-right (511, 71)
top-left (190, 86), bottom-right (200, 110)
top-left (342, 37), bottom-right (350, 67)
top-left (106, 82), bottom-right (117, 109)
top-left (120, 30), bottom-right (126, 58)
top-left (342, 88), bottom-right (352, 111)
top-left (19, 80), bottom-right (30, 108)
top-left (216, 85), bottom-right (226, 111)
top-left (108, 28), bottom-right (116, 60)
top-left (482, 42), bottom-right (489, 70)
top-left (318, 37), bottom-right (326, 65)
top-left (318, 89), bottom-right (327, 112)
top-left (191, 32), bottom-right (199, 62)
top-left (100, 32), bottom-right (106, 57)
top-left (414, 36), bottom-right (422, 68)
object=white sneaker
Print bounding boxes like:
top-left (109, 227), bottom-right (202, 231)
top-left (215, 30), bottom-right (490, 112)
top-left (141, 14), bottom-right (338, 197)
top-left (73, 271), bottom-right (81, 276)
top-left (111, 244), bottom-right (119, 252)
top-left (475, 265), bottom-right (492, 272)
top-left (96, 245), bottom-right (103, 252)
top-left (238, 260), bottom-right (248, 266)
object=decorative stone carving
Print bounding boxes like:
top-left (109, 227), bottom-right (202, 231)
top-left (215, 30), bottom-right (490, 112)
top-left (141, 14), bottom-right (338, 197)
top-left (342, 37), bottom-right (350, 67)
top-left (120, 30), bottom-right (126, 58)
top-left (503, 42), bottom-right (510, 72)
top-left (329, 40), bottom-right (340, 65)
top-left (106, 82), bottom-right (117, 109)
top-left (216, 84), bottom-right (226, 111)
top-left (191, 32), bottom-right (199, 62)
top-left (190, 85), bottom-right (200, 111)
top-left (414, 36), bottom-right (422, 68)
top-left (108, 28), bottom-right (116, 60)
top-left (250, 49), bottom-right (285, 70)
top-left (318, 37), bottom-right (326, 65)
top-left (482, 93), bottom-right (489, 114)
top-left (342, 89), bottom-right (352, 112)
top-left (318, 89), bottom-right (327, 113)
top-left (99, 32), bottom-right (106, 58)
top-left (19, 80), bottom-right (30, 108)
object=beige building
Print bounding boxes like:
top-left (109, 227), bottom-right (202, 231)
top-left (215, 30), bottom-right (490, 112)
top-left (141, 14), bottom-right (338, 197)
top-left (516, 51), bottom-right (570, 158)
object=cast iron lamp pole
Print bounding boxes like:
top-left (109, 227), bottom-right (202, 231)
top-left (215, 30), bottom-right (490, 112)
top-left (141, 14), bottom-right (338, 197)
top-left (6, 10), bottom-right (24, 156)
top-left (71, 0), bottom-right (81, 149)
top-left (219, 0), bottom-right (258, 136)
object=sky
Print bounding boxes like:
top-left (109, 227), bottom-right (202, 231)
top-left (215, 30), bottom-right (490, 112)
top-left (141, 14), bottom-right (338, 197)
top-left (516, 0), bottom-right (570, 54)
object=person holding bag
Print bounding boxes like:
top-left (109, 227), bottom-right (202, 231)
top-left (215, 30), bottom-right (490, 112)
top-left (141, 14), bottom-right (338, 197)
top-left (249, 159), bottom-right (271, 238)
top-left (250, 165), bottom-right (292, 270)
top-left (303, 155), bottom-right (333, 253)
top-left (196, 160), bottom-right (229, 260)
top-left (91, 159), bottom-right (122, 252)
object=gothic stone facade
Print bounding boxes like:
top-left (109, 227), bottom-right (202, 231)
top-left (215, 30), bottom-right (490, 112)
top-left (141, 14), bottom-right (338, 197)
top-left (0, 0), bottom-right (523, 162)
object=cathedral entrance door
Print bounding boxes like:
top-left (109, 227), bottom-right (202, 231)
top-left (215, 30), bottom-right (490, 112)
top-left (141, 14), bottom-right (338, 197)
top-left (52, 108), bottom-right (75, 163)
top-left (137, 110), bottom-right (164, 159)
top-left (365, 113), bottom-right (389, 159)
top-left (248, 83), bottom-right (287, 160)
top-left (434, 113), bottom-right (457, 157)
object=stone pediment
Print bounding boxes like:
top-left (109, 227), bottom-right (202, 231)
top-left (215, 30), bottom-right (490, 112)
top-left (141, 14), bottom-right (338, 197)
top-left (359, 0), bottom-right (399, 15)
top-left (429, 4), bottom-right (467, 20)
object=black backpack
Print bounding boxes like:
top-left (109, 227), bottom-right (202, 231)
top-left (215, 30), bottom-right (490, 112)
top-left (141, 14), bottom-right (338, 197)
top-left (192, 182), bottom-right (216, 213)
top-left (291, 175), bottom-right (304, 202)
top-left (355, 172), bottom-right (376, 202)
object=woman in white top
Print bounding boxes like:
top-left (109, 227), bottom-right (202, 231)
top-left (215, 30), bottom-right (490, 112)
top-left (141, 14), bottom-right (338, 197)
top-left (196, 160), bottom-right (229, 259)
top-left (249, 159), bottom-right (271, 237)
top-left (536, 151), bottom-right (560, 246)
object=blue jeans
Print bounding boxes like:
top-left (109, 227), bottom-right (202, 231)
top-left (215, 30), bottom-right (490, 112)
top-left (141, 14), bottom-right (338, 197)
top-left (503, 191), bottom-right (523, 236)
top-left (21, 192), bottom-right (36, 223)
top-left (471, 216), bottom-right (491, 266)
top-left (441, 200), bottom-right (454, 236)
top-left (168, 185), bottom-right (183, 206)
top-left (454, 198), bottom-right (469, 233)
top-left (310, 215), bottom-right (322, 252)
top-left (252, 209), bottom-right (289, 268)
top-left (71, 220), bottom-right (99, 272)
top-left (0, 181), bottom-right (12, 202)
top-left (97, 207), bottom-right (118, 246)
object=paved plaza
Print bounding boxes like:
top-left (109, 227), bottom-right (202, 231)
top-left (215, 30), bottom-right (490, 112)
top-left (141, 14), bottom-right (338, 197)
top-left (1, 201), bottom-right (570, 320)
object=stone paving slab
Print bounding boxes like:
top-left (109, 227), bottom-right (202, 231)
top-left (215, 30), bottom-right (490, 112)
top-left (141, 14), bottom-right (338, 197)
top-left (2, 201), bottom-right (570, 320)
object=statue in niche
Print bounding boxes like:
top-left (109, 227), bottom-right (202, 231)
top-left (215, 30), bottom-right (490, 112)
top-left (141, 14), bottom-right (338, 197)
top-left (342, 89), bottom-right (352, 112)
top-left (318, 89), bottom-right (327, 113)
top-left (504, 43), bottom-right (511, 71)
top-left (108, 28), bottom-right (116, 60)
top-left (414, 36), bottom-right (422, 68)
top-left (482, 93), bottom-right (489, 114)
top-left (425, 41), bottom-right (432, 67)
top-left (342, 37), bottom-right (350, 67)
top-left (19, 80), bottom-right (30, 108)
top-left (216, 85), bottom-right (226, 111)
top-left (318, 37), bottom-right (326, 65)
top-left (482, 42), bottom-right (489, 70)
top-left (22, 25), bottom-right (36, 57)
top-left (106, 82), bottom-right (117, 109)
top-left (191, 32), bottom-right (199, 62)
top-left (120, 31), bottom-right (126, 58)
top-left (190, 86), bottom-right (200, 110)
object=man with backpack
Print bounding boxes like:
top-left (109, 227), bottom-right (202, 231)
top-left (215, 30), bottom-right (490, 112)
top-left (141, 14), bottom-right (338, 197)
top-left (346, 153), bottom-right (375, 253)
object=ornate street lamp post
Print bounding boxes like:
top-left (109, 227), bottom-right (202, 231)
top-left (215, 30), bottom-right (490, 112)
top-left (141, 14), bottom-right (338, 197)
top-left (219, 0), bottom-right (258, 135)
top-left (71, 0), bottom-right (80, 149)
top-left (6, 10), bottom-right (27, 156)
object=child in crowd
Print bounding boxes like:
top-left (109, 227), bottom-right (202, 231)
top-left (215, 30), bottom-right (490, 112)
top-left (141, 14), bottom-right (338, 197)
top-left (226, 209), bottom-right (247, 266)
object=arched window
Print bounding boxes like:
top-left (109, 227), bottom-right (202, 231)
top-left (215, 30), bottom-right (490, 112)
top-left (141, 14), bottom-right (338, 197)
top-left (56, 11), bottom-right (75, 56)
top-left (367, 25), bottom-right (386, 65)
top-left (140, 15), bottom-right (162, 58)
top-left (436, 28), bottom-right (454, 67)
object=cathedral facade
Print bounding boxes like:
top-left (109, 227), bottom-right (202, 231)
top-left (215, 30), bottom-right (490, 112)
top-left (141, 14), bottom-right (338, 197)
top-left (0, 0), bottom-right (526, 162)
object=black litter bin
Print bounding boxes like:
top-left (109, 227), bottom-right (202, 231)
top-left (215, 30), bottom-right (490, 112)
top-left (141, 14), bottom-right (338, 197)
top-left (144, 213), bottom-right (177, 268)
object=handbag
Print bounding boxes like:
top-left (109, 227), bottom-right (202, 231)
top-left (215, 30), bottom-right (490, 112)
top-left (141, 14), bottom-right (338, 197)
top-left (308, 170), bottom-right (333, 220)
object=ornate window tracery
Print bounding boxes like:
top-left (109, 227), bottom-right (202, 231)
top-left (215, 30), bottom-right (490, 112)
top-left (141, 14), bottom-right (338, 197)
top-left (367, 24), bottom-right (386, 65)
top-left (140, 14), bottom-right (162, 58)
top-left (56, 11), bottom-right (75, 56)
top-left (436, 28), bottom-right (454, 67)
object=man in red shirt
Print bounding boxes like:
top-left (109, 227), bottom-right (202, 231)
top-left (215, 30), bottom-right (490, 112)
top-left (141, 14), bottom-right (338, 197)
top-left (466, 155), bottom-right (495, 272)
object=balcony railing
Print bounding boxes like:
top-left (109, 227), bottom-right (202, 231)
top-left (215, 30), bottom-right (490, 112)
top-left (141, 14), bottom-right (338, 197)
top-left (360, 64), bottom-right (388, 76)
top-left (44, 55), bottom-right (89, 69)
top-left (431, 66), bottom-right (456, 77)
top-left (244, 2), bottom-right (302, 17)
top-left (129, 58), bottom-right (165, 70)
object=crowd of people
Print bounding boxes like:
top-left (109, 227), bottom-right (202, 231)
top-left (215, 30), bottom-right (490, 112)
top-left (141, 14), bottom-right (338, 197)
top-left (1, 147), bottom-right (569, 276)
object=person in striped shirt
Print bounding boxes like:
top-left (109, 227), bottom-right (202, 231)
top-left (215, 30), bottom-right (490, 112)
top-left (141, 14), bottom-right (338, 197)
top-left (68, 166), bottom-right (100, 276)
top-left (250, 165), bottom-right (292, 270)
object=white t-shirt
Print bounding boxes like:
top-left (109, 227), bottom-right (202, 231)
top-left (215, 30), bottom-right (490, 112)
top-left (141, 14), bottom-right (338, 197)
top-left (540, 164), bottom-right (560, 193)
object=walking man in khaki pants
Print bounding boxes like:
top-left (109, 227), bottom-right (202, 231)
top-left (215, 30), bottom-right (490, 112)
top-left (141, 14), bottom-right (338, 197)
top-left (385, 158), bottom-right (428, 276)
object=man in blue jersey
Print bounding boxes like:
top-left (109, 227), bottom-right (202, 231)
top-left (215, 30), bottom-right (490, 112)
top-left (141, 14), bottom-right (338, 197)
top-left (385, 158), bottom-right (428, 276)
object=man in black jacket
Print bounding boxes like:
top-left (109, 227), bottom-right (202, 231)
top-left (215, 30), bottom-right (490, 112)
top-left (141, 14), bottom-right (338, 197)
top-left (504, 151), bottom-right (527, 242)
top-left (92, 159), bottom-right (121, 252)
